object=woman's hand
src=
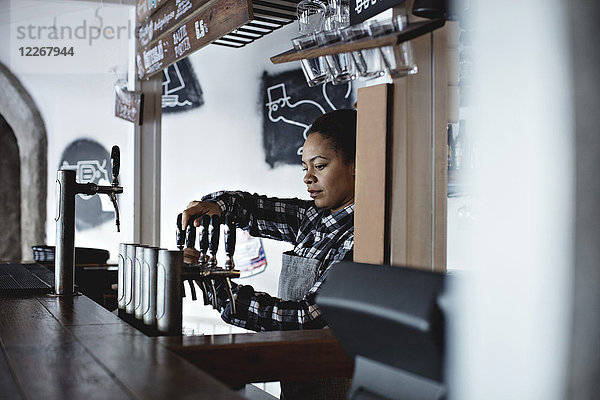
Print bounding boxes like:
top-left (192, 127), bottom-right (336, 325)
top-left (183, 247), bottom-right (200, 264)
top-left (181, 200), bottom-right (222, 230)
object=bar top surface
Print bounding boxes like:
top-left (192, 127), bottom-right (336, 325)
top-left (0, 292), bottom-right (245, 400)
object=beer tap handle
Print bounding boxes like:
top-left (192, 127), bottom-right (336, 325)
top-left (196, 280), bottom-right (211, 306)
top-left (186, 215), bottom-right (199, 249)
top-left (209, 279), bottom-right (218, 309)
top-left (110, 145), bottom-right (121, 232)
top-left (176, 214), bottom-right (185, 251)
top-left (208, 214), bottom-right (221, 266)
top-left (111, 145), bottom-right (120, 186)
top-left (224, 278), bottom-right (236, 315)
top-left (186, 280), bottom-right (197, 301)
top-left (224, 215), bottom-right (236, 270)
top-left (198, 214), bottom-right (210, 264)
top-left (109, 192), bottom-right (121, 233)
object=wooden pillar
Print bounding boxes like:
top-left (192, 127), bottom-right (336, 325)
top-left (389, 26), bottom-right (448, 272)
top-left (354, 25), bottom-right (449, 273)
top-left (354, 84), bottom-right (391, 265)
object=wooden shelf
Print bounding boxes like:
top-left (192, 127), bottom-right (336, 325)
top-left (270, 18), bottom-right (445, 64)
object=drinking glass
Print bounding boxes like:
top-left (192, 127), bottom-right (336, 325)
top-left (326, 0), bottom-right (350, 30)
top-left (340, 23), bottom-right (385, 80)
top-left (292, 34), bottom-right (331, 87)
top-left (316, 29), bottom-right (356, 84)
top-left (297, 0), bottom-right (327, 34)
top-left (369, 15), bottom-right (418, 78)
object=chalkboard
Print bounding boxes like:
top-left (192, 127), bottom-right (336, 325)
top-left (59, 139), bottom-right (116, 231)
top-left (162, 58), bottom-right (204, 114)
top-left (261, 69), bottom-right (355, 168)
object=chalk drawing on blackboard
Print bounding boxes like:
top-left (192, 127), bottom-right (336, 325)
top-left (163, 63), bottom-right (192, 108)
top-left (261, 69), bottom-right (355, 168)
top-left (162, 58), bottom-right (204, 113)
top-left (266, 83), bottom-right (327, 155)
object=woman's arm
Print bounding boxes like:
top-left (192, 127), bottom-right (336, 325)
top-left (210, 278), bottom-right (329, 332)
top-left (193, 191), bottom-right (314, 245)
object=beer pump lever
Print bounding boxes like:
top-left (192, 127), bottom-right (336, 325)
top-left (198, 215), bottom-right (210, 265)
top-left (176, 212), bottom-right (239, 312)
top-left (207, 214), bottom-right (220, 267)
top-left (223, 215), bottom-right (237, 314)
top-left (55, 145), bottom-right (123, 296)
top-left (207, 215), bottom-right (221, 308)
top-left (224, 215), bottom-right (236, 270)
top-left (196, 215), bottom-right (211, 305)
top-left (176, 214), bottom-right (185, 251)
top-left (176, 213), bottom-right (200, 299)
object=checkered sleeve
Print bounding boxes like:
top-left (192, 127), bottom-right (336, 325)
top-left (209, 277), bottom-right (328, 332)
top-left (201, 191), bottom-right (313, 245)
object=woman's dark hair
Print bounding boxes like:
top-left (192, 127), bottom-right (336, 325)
top-left (307, 108), bottom-right (357, 164)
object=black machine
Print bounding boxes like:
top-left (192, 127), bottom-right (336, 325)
top-left (316, 262), bottom-right (447, 400)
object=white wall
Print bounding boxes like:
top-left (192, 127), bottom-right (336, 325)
top-left (0, 0), bottom-right (135, 260)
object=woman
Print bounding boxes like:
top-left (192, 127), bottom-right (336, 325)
top-left (182, 109), bottom-right (356, 398)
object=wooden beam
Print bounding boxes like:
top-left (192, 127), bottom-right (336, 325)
top-left (354, 84), bottom-right (390, 264)
top-left (137, 0), bottom-right (171, 24)
top-left (137, 0), bottom-right (213, 48)
top-left (136, 0), bottom-right (252, 79)
top-left (389, 26), bottom-right (448, 272)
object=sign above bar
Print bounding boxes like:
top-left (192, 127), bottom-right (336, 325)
top-left (138, 0), bottom-right (212, 48)
top-left (136, 0), bottom-right (252, 79)
top-left (350, 0), bottom-right (404, 25)
top-left (137, 0), bottom-right (170, 24)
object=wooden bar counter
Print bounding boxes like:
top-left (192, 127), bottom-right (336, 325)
top-left (0, 293), bottom-right (244, 399)
top-left (0, 286), bottom-right (353, 399)
top-left (159, 329), bottom-right (354, 388)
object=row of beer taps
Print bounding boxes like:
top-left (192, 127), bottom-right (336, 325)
top-left (176, 213), bottom-right (240, 314)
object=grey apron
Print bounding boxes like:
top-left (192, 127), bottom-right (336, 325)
top-left (278, 251), bottom-right (351, 400)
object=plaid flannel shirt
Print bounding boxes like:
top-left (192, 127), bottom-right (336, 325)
top-left (202, 191), bottom-right (354, 332)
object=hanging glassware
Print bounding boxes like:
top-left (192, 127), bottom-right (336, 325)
top-left (297, 0), bottom-right (328, 35)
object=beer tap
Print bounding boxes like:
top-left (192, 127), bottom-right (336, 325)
top-left (223, 215), bottom-right (237, 314)
top-left (176, 212), bottom-right (239, 312)
top-left (107, 146), bottom-right (121, 232)
top-left (176, 213), bottom-right (185, 251)
top-left (55, 145), bottom-right (123, 296)
top-left (198, 215), bottom-right (210, 266)
top-left (203, 214), bottom-right (237, 313)
top-left (196, 215), bottom-right (211, 306)
top-left (185, 215), bottom-right (198, 251)
top-left (207, 214), bottom-right (220, 267)
top-left (224, 215), bottom-right (236, 270)
top-left (207, 214), bottom-right (221, 308)
top-left (176, 213), bottom-right (199, 300)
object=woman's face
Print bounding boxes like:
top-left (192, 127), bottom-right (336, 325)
top-left (301, 132), bottom-right (355, 212)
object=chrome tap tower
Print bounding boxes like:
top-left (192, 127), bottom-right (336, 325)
top-left (54, 146), bottom-right (123, 296)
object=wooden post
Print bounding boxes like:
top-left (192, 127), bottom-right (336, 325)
top-left (354, 27), bottom-right (448, 273)
top-left (389, 26), bottom-right (448, 272)
top-left (354, 84), bottom-right (390, 265)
